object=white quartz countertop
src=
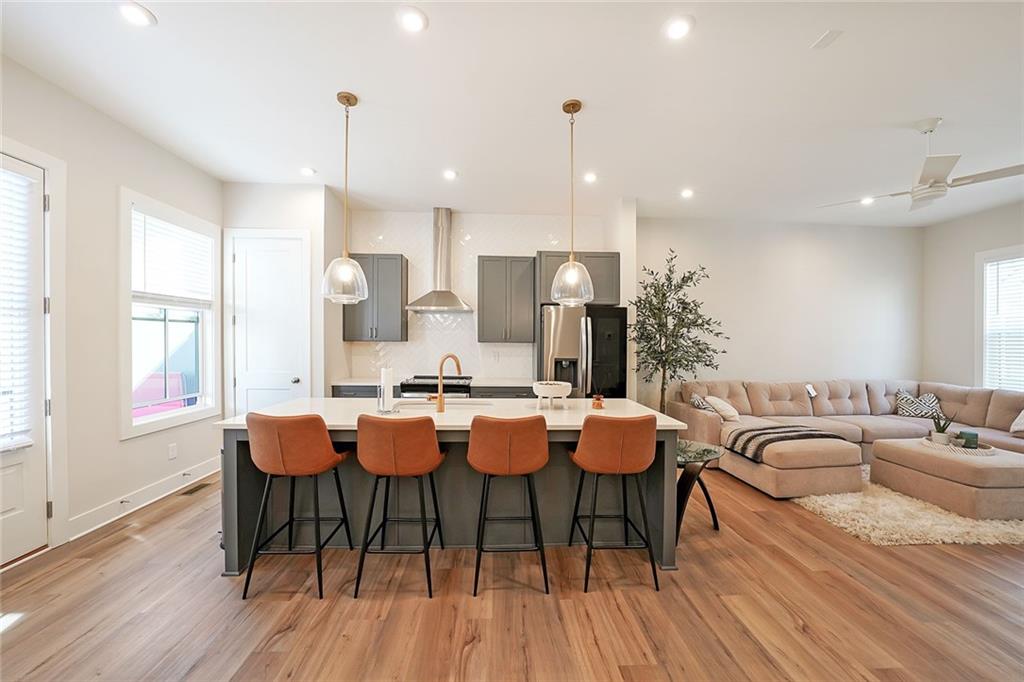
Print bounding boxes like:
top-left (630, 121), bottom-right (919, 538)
top-left (216, 398), bottom-right (686, 432)
top-left (331, 377), bottom-right (534, 387)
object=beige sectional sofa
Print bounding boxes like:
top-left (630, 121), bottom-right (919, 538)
top-left (667, 379), bottom-right (1024, 498)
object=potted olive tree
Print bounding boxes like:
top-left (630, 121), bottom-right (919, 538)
top-left (628, 251), bottom-right (727, 413)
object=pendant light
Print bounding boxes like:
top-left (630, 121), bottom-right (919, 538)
top-left (322, 91), bottom-right (369, 304)
top-left (550, 99), bottom-right (594, 307)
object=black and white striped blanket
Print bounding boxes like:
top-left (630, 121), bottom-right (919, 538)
top-left (723, 425), bottom-right (845, 463)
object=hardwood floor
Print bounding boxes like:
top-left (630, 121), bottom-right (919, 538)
top-left (1, 470), bottom-right (1022, 681)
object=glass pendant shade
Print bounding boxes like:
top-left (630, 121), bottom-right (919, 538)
top-left (550, 258), bottom-right (594, 307)
top-left (322, 256), bottom-right (368, 304)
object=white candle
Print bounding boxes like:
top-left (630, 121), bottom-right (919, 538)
top-left (380, 367), bottom-right (394, 411)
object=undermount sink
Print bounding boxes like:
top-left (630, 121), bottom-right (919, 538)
top-left (393, 399), bottom-right (494, 411)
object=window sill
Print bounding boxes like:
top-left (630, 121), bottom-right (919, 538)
top-left (121, 404), bottom-right (221, 441)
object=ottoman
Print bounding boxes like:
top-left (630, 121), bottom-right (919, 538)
top-left (719, 437), bottom-right (863, 499)
top-left (871, 439), bottom-right (1024, 520)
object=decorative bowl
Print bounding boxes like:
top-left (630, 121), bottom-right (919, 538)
top-left (532, 381), bottom-right (572, 399)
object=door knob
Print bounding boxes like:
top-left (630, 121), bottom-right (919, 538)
top-left (290, 377), bottom-right (301, 384)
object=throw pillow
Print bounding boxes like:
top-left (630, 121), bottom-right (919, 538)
top-left (704, 395), bottom-right (740, 422)
top-left (895, 389), bottom-right (944, 419)
top-left (1011, 409), bottom-right (1024, 438)
top-left (690, 394), bottom-right (714, 411)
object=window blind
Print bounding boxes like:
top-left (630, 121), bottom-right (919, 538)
top-left (131, 208), bottom-right (214, 303)
top-left (0, 168), bottom-right (34, 449)
top-left (983, 256), bottom-right (1024, 391)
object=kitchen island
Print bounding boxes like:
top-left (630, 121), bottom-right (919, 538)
top-left (216, 398), bottom-right (686, 574)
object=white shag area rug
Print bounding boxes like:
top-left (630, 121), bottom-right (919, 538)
top-left (793, 466), bottom-right (1024, 546)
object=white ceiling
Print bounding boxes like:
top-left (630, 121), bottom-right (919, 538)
top-left (3, 2), bottom-right (1022, 226)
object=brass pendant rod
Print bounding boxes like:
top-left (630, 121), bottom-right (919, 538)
top-left (569, 111), bottom-right (575, 258)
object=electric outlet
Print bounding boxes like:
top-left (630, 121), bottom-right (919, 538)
top-left (168, 443), bottom-right (178, 460)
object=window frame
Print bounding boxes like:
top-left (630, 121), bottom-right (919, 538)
top-left (974, 243), bottom-right (1024, 390)
top-left (119, 187), bottom-right (221, 440)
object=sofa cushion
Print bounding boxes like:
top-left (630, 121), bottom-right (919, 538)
top-left (705, 396), bottom-right (740, 422)
top-left (971, 427), bottom-right (1024, 454)
top-left (985, 390), bottom-right (1024, 432)
top-left (825, 415), bottom-right (930, 442)
top-left (893, 416), bottom-right (972, 434)
top-left (680, 381), bottom-right (752, 415)
top-left (866, 380), bottom-right (919, 415)
top-left (758, 438), bottom-right (863, 470)
top-left (767, 416), bottom-right (863, 443)
top-left (872, 438), bottom-right (1024, 488)
top-left (919, 382), bottom-right (993, 428)
top-left (719, 415), bottom-right (781, 442)
top-left (746, 382), bottom-right (813, 417)
top-left (811, 380), bottom-right (870, 416)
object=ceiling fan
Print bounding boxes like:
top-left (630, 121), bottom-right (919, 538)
top-left (821, 117), bottom-right (1024, 211)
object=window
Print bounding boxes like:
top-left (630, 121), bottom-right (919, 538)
top-left (979, 246), bottom-right (1024, 391)
top-left (120, 189), bottom-right (219, 438)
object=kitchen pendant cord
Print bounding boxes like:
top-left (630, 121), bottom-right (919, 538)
top-left (343, 103), bottom-right (350, 258)
top-left (569, 110), bottom-right (575, 259)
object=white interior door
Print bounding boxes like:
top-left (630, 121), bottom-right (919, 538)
top-left (227, 231), bottom-right (311, 414)
top-left (1, 153), bottom-right (48, 564)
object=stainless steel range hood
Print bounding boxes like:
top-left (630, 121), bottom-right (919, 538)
top-left (406, 207), bottom-right (473, 313)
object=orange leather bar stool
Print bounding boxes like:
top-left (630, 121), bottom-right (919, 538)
top-left (467, 415), bottom-right (550, 596)
top-left (354, 415), bottom-right (445, 598)
top-left (242, 413), bottom-right (353, 600)
top-left (568, 414), bottom-right (659, 592)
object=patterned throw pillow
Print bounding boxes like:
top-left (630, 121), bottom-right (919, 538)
top-left (895, 389), bottom-right (944, 419)
top-left (690, 394), bottom-right (714, 411)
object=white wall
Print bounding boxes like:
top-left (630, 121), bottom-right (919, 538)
top-left (921, 201), bottom-right (1024, 385)
top-left (636, 218), bottom-right (924, 407)
top-left (221, 182), bottom-right (327, 397)
top-left (2, 58), bottom-right (223, 535)
top-left (339, 210), bottom-right (605, 380)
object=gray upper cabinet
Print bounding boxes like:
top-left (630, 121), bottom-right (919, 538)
top-left (342, 253), bottom-right (408, 342)
top-left (477, 256), bottom-right (535, 342)
top-left (536, 251), bottom-right (620, 305)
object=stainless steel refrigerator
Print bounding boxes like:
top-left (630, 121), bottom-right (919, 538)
top-left (537, 306), bottom-right (627, 398)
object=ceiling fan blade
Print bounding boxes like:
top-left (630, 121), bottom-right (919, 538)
top-left (918, 154), bottom-right (961, 186)
top-left (950, 164), bottom-right (1024, 187)
top-left (909, 196), bottom-right (936, 212)
top-left (817, 190), bottom-right (910, 209)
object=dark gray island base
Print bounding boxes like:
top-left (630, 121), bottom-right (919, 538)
top-left (220, 426), bottom-right (680, 575)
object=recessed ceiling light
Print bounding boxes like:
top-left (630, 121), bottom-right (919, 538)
top-left (443, 169), bottom-right (458, 181)
top-left (583, 172), bottom-right (597, 184)
top-left (119, 1), bottom-right (157, 26)
top-left (860, 196), bottom-right (875, 205)
top-left (299, 167), bottom-right (317, 177)
top-left (680, 188), bottom-right (695, 199)
top-left (665, 16), bottom-right (695, 40)
top-left (397, 6), bottom-right (428, 33)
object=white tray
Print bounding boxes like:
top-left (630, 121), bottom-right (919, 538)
top-left (920, 437), bottom-right (994, 457)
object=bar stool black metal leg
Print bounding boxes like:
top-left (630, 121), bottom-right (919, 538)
top-left (353, 476), bottom-right (381, 599)
top-left (242, 474), bottom-right (273, 599)
top-left (568, 468), bottom-right (585, 546)
top-left (417, 476), bottom-right (433, 598)
top-left (621, 475), bottom-right (630, 545)
top-left (526, 473), bottom-right (549, 595)
top-left (311, 474), bottom-right (324, 599)
top-left (473, 474), bottom-right (491, 597)
top-left (697, 476), bottom-right (719, 531)
top-left (583, 473), bottom-right (600, 593)
top-left (428, 472), bottom-right (445, 550)
top-left (379, 476), bottom-right (391, 551)
top-left (287, 476), bottom-right (296, 551)
top-left (332, 467), bottom-right (353, 549)
top-left (633, 474), bottom-right (660, 591)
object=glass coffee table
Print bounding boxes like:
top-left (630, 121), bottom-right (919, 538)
top-left (676, 441), bottom-right (722, 544)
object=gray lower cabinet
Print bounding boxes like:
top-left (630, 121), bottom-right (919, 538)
top-left (477, 256), bottom-right (535, 342)
top-left (342, 254), bottom-right (408, 342)
top-left (332, 385), bottom-right (400, 398)
top-left (536, 251), bottom-right (620, 305)
top-left (470, 385), bottom-right (534, 399)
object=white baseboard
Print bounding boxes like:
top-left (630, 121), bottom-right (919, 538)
top-left (67, 456), bottom-right (221, 540)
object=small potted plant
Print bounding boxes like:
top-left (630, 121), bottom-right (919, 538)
top-left (930, 413), bottom-right (956, 445)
